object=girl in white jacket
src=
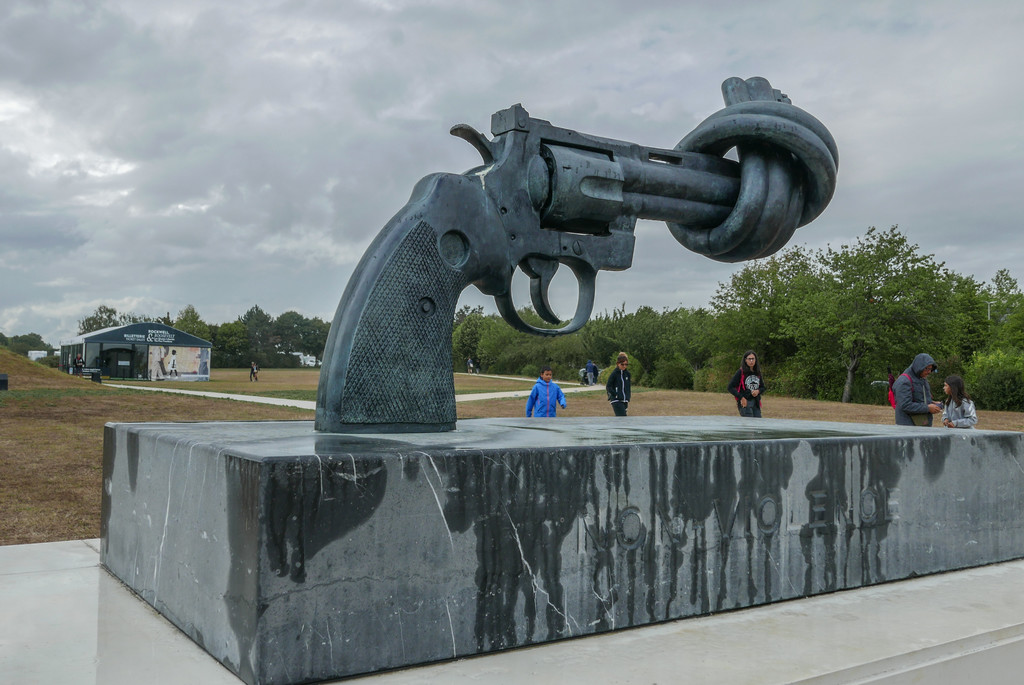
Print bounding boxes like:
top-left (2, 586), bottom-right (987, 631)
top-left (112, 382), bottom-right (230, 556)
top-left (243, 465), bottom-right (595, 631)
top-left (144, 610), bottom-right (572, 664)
top-left (941, 375), bottom-right (977, 429)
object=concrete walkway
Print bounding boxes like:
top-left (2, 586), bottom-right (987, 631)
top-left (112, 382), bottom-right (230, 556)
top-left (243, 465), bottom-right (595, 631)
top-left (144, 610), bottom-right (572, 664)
top-left (105, 383), bottom-right (319, 409)
top-left (4, 538), bottom-right (1024, 683)
top-left (105, 375), bottom-right (606, 410)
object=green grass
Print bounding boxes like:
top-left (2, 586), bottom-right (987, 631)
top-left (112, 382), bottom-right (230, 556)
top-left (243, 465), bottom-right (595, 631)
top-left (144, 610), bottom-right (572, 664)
top-left (0, 387), bottom-right (114, 406)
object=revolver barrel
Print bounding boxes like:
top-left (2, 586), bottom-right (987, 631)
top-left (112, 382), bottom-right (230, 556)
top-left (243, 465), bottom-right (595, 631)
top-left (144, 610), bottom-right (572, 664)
top-left (537, 142), bottom-right (740, 235)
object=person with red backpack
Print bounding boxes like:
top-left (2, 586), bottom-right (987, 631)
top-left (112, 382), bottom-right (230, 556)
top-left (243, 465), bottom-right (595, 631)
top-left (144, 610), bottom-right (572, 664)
top-left (891, 353), bottom-right (942, 426)
top-left (728, 350), bottom-right (766, 417)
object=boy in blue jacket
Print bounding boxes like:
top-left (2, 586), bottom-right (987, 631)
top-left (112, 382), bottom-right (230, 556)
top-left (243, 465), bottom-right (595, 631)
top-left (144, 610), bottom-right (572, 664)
top-left (526, 366), bottom-right (567, 417)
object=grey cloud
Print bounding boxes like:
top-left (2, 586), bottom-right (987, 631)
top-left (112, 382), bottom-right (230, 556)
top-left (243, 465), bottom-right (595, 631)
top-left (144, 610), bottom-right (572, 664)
top-left (1, 0), bottom-right (1022, 343)
top-left (0, 213), bottom-right (82, 251)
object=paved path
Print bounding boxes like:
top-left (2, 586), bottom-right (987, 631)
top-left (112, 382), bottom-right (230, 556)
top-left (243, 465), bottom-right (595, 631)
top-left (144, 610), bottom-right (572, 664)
top-left (4, 538), bottom-right (1024, 683)
top-left (105, 377), bottom-right (605, 410)
top-left (105, 384), bottom-right (319, 410)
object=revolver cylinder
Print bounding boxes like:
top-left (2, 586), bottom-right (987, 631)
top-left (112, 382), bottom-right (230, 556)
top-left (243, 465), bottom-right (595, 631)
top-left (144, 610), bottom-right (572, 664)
top-left (536, 145), bottom-right (624, 234)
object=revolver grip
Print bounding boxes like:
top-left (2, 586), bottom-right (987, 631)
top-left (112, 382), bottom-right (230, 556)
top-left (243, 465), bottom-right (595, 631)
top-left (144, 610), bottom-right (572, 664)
top-left (316, 173), bottom-right (485, 433)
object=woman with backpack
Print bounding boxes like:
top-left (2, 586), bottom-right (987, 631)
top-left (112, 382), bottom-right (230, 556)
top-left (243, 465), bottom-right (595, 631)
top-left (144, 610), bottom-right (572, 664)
top-left (727, 350), bottom-right (766, 417)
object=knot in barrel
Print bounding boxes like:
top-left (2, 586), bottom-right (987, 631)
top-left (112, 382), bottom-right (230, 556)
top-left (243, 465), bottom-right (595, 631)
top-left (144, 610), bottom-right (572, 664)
top-left (669, 77), bottom-right (839, 262)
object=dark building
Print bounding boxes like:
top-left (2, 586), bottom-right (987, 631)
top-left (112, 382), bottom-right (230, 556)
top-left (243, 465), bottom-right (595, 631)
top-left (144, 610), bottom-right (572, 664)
top-left (59, 323), bottom-right (212, 381)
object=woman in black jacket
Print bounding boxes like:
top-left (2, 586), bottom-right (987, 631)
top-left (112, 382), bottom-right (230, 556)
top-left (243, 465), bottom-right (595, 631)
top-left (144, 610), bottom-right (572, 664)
top-left (606, 352), bottom-right (631, 416)
top-left (727, 350), bottom-right (765, 417)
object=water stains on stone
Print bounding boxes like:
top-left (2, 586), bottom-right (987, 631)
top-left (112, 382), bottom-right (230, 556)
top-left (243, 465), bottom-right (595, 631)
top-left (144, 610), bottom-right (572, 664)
top-left (126, 429), bottom-right (140, 492)
top-left (440, 447), bottom-right (594, 650)
top-left (224, 456), bottom-right (262, 685)
top-left (263, 455), bottom-right (387, 583)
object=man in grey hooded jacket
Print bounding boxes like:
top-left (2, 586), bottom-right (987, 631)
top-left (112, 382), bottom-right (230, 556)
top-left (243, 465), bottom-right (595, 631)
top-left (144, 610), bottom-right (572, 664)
top-left (892, 352), bottom-right (942, 426)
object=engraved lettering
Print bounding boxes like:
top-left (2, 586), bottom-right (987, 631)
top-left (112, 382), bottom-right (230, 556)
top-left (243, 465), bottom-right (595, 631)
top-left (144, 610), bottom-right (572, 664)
top-left (756, 496), bottom-right (780, 535)
top-left (886, 487), bottom-right (900, 521)
top-left (712, 499), bottom-right (735, 543)
top-left (616, 507), bottom-right (645, 550)
top-left (860, 488), bottom-right (878, 524)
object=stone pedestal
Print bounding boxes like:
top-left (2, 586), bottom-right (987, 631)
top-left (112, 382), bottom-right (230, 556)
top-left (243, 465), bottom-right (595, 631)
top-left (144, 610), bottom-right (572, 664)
top-left (100, 417), bottom-right (1024, 685)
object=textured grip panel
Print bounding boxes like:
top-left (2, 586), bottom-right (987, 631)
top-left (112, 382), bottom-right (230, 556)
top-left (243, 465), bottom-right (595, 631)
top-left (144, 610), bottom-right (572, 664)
top-left (337, 220), bottom-right (469, 426)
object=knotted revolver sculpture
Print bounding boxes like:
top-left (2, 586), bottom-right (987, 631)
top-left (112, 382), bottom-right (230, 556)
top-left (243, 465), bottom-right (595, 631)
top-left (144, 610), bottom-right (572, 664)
top-left (316, 77), bottom-right (838, 433)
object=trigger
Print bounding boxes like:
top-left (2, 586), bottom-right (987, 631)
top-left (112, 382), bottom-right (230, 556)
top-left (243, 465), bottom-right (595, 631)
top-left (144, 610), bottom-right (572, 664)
top-left (450, 124), bottom-right (494, 164)
top-left (523, 257), bottom-right (561, 325)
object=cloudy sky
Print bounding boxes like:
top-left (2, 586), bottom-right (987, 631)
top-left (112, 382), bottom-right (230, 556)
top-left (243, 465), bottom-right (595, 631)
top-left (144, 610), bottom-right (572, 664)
top-left (2, 0), bottom-right (1022, 346)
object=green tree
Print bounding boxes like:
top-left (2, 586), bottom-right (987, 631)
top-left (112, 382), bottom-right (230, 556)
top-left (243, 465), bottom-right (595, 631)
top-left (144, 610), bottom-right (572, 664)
top-left (77, 305), bottom-right (122, 334)
top-left (609, 306), bottom-right (662, 384)
top-left (985, 269), bottom-right (1024, 351)
top-left (241, 305), bottom-right (276, 366)
top-left (273, 311), bottom-right (308, 355)
top-left (782, 226), bottom-right (951, 403)
top-left (475, 314), bottom-right (526, 373)
top-left (6, 333), bottom-right (50, 356)
top-left (454, 304), bottom-right (484, 327)
top-left (472, 309), bottom-right (583, 377)
top-left (173, 305), bottom-right (211, 340)
top-left (211, 321), bottom-right (249, 367)
top-left (984, 268), bottom-right (1022, 324)
top-left (271, 311), bottom-right (329, 365)
top-left (77, 305), bottom-right (148, 334)
top-left (946, 272), bottom-right (989, 363)
top-left (965, 348), bottom-right (1024, 411)
top-left (710, 246), bottom-right (814, 368)
top-left (990, 306), bottom-right (1024, 352)
top-left (578, 310), bottom-right (626, 373)
top-left (300, 317), bottom-right (331, 359)
top-left (657, 307), bottom-right (715, 373)
top-left (452, 310), bottom-right (486, 370)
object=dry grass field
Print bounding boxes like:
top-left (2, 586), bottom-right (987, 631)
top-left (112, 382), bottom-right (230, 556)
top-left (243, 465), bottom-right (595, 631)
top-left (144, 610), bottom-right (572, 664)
top-left (2, 347), bottom-right (1021, 545)
top-left (0, 352), bottom-right (312, 545)
top-left (458, 386), bottom-right (1024, 429)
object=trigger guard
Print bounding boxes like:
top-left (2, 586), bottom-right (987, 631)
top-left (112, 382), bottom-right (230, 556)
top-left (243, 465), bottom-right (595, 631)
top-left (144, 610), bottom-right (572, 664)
top-left (495, 263), bottom-right (597, 337)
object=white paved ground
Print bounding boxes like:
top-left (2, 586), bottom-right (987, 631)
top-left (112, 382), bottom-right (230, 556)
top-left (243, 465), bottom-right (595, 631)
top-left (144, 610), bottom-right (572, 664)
top-left (3, 539), bottom-right (1024, 683)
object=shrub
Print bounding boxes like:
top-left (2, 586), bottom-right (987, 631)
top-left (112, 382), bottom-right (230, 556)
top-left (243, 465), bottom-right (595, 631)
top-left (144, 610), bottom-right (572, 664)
top-left (965, 349), bottom-right (1024, 411)
top-left (652, 355), bottom-right (694, 390)
top-left (692, 354), bottom-right (735, 393)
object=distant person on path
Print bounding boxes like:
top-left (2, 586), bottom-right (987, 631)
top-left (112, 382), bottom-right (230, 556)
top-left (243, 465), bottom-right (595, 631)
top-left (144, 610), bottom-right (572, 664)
top-left (467, 358), bottom-right (474, 374)
top-left (728, 350), bottom-right (766, 418)
top-left (941, 374), bottom-right (977, 429)
top-left (606, 353), bottom-right (631, 416)
top-left (526, 365), bottom-right (567, 417)
top-left (892, 353), bottom-right (941, 426)
top-left (250, 361), bottom-right (259, 382)
top-left (586, 359), bottom-right (598, 386)
top-left (74, 354), bottom-right (84, 376)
